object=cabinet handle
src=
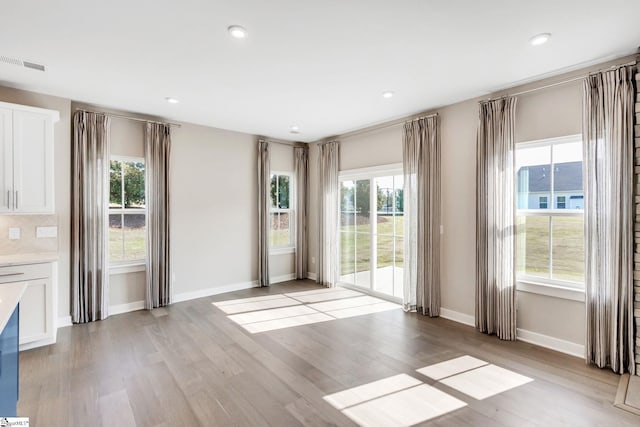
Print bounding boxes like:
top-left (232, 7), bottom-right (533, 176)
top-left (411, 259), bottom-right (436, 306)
top-left (15, 190), bottom-right (18, 210)
top-left (6, 190), bottom-right (9, 208)
top-left (0, 272), bottom-right (24, 277)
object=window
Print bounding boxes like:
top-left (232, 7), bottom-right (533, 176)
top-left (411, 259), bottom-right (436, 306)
top-left (556, 196), bottom-right (566, 209)
top-left (339, 166), bottom-right (404, 299)
top-left (109, 158), bottom-right (146, 264)
top-left (516, 135), bottom-right (584, 287)
top-left (538, 196), bottom-right (548, 209)
top-left (270, 173), bottom-right (293, 248)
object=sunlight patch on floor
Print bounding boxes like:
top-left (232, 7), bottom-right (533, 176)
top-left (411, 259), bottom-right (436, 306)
top-left (243, 313), bottom-right (335, 334)
top-left (307, 295), bottom-right (385, 312)
top-left (212, 287), bottom-right (400, 333)
top-left (288, 289), bottom-right (364, 303)
top-left (324, 356), bottom-right (534, 426)
top-left (416, 355), bottom-right (488, 380)
top-left (228, 305), bottom-right (317, 324)
top-left (324, 374), bottom-right (466, 427)
top-left (417, 356), bottom-right (533, 401)
top-left (439, 364), bottom-right (533, 400)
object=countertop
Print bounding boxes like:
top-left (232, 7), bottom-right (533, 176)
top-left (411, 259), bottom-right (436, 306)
top-left (0, 252), bottom-right (58, 267)
top-left (0, 281), bottom-right (27, 332)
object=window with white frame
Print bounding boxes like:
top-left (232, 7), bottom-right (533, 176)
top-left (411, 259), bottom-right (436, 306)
top-left (109, 157), bottom-right (146, 264)
top-left (270, 172), bottom-right (294, 248)
top-left (339, 165), bottom-right (404, 300)
top-left (515, 135), bottom-right (584, 288)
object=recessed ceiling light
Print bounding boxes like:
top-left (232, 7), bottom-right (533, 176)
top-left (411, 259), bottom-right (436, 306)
top-left (165, 97), bottom-right (179, 104)
top-left (529, 33), bottom-right (551, 46)
top-left (228, 25), bottom-right (248, 39)
top-left (290, 125), bottom-right (300, 134)
top-left (382, 91), bottom-right (394, 99)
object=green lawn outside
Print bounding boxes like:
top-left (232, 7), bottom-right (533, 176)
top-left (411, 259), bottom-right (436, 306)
top-left (109, 226), bottom-right (145, 261)
top-left (270, 229), bottom-right (291, 247)
top-left (516, 215), bottom-right (584, 283)
top-left (339, 214), bottom-right (584, 285)
top-left (340, 215), bottom-right (404, 275)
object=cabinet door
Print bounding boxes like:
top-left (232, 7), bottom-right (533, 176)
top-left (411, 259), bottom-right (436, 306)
top-left (19, 278), bottom-right (50, 345)
top-left (0, 108), bottom-right (13, 212)
top-left (13, 110), bottom-right (54, 213)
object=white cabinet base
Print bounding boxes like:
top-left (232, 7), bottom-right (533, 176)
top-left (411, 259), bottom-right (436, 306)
top-left (0, 261), bottom-right (57, 350)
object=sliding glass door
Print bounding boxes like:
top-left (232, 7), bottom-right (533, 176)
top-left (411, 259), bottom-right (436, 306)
top-left (339, 168), bottom-right (403, 299)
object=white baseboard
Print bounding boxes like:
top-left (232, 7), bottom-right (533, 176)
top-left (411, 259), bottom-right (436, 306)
top-left (307, 272), bottom-right (317, 281)
top-left (516, 328), bottom-right (585, 359)
top-left (440, 307), bottom-right (475, 327)
top-left (110, 300), bottom-right (145, 316)
top-left (57, 315), bottom-right (72, 328)
top-left (438, 307), bottom-right (585, 359)
top-left (270, 273), bottom-right (296, 284)
top-left (20, 336), bottom-right (56, 351)
top-left (173, 280), bottom-right (259, 303)
top-left (56, 302), bottom-right (146, 326)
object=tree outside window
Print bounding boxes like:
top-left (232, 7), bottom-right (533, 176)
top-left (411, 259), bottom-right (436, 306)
top-left (270, 173), bottom-right (293, 248)
top-left (109, 158), bottom-right (146, 263)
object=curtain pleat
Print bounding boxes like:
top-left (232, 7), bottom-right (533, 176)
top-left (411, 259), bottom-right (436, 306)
top-left (402, 116), bottom-right (441, 316)
top-left (476, 97), bottom-right (517, 341)
top-left (317, 141), bottom-right (340, 287)
top-left (71, 111), bottom-right (110, 323)
top-left (258, 140), bottom-right (271, 287)
top-left (583, 66), bottom-right (636, 374)
top-left (294, 146), bottom-right (309, 279)
top-left (145, 123), bottom-right (172, 309)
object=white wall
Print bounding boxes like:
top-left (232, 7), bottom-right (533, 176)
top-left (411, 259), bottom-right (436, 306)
top-left (170, 123), bottom-right (258, 292)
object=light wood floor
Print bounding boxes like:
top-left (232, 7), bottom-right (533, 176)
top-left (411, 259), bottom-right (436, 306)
top-left (18, 280), bottom-right (639, 426)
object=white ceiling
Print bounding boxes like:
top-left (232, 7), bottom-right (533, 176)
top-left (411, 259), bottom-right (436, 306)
top-left (1, 0), bottom-right (639, 142)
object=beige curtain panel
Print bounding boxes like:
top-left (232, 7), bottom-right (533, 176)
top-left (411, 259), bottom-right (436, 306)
top-left (145, 123), bottom-right (172, 309)
top-left (583, 65), bottom-right (636, 374)
top-left (475, 97), bottom-right (517, 341)
top-left (71, 111), bottom-right (110, 323)
top-left (294, 146), bottom-right (309, 279)
top-left (317, 141), bottom-right (340, 287)
top-left (258, 139), bottom-right (271, 287)
top-left (402, 116), bottom-right (441, 316)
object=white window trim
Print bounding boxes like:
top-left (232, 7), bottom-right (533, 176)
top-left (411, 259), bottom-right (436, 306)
top-left (516, 280), bottom-right (584, 302)
top-left (339, 162), bottom-right (403, 181)
top-left (516, 134), bottom-right (584, 291)
top-left (271, 247), bottom-right (296, 255)
top-left (109, 156), bottom-right (147, 268)
top-left (109, 263), bottom-right (146, 275)
top-left (270, 170), bottom-right (295, 251)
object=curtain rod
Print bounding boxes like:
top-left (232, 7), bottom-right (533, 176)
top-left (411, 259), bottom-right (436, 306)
top-left (259, 138), bottom-right (306, 147)
top-left (482, 59), bottom-right (637, 103)
top-left (334, 112), bottom-right (439, 141)
top-left (75, 108), bottom-right (182, 128)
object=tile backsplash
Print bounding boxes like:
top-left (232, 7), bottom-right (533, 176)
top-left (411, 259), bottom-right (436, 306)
top-left (0, 215), bottom-right (58, 255)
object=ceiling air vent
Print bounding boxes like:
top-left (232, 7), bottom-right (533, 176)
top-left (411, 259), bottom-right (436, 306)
top-left (0, 55), bottom-right (46, 72)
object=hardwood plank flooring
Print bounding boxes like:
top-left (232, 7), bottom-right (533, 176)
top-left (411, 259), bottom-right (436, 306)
top-left (18, 280), bottom-right (639, 426)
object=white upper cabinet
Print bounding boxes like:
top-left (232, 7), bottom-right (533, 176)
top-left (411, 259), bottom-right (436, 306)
top-left (0, 102), bottom-right (58, 214)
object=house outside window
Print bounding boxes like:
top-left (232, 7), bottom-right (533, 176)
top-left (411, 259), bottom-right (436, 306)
top-left (539, 196), bottom-right (548, 209)
top-left (270, 172), bottom-right (294, 249)
top-left (515, 135), bottom-right (584, 288)
top-left (109, 157), bottom-right (146, 264)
